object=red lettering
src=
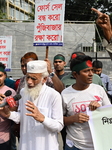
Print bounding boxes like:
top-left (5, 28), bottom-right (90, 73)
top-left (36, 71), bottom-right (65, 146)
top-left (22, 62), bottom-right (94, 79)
top-left (0, 45), bottom-right (6, 49)
top-left (38, 15), bottom-right (46, 21)
top-left (80, 104), bottom-right (86, 112)
top-left (48, 14), bottom-right (61, 21)
top-left (2, 46), bottom-right (6, 49)
top-left (3, 51), bottom-right (10, 55)
top-left (0, 40), bottom-right (2, 44)
top-left (74, 104), bottom-right (89, 113)
top-left (3, 40), bottom-right (6, 43)
top-left (46, 35), bottom-right (59, 41)
top-left (36, 23), bottom-right (62, 33)
top-left (0, 57), bottom-right (8, 61)
top-left (75, 105), bottom-right (80, 113)
top-left (52, 4), bottom-right (63, 11)
top-left (94, 96), bottom-right (101, 101)
top-left (34, 35), bottom-right (45, 41)
top-left (37, 3), bottom-right (50, 12)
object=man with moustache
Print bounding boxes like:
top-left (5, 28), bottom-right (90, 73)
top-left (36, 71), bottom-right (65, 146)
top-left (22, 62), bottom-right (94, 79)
top-left (53, 54), bottom-right (69, 80)
top-left (60, 52), bottom-right (107, 149)
top-left (62, 55), bottom-right (110, 150)
top-left (53, 54), bottom-right (68, 149)
top-left (16, 52), bottom-right (38, 94)
top-left (93, 60), bottom-right (112, 102)
top-left (0, 60), bottom-right (63, 150)
top-left (17, 52), bottom-right (64, 94)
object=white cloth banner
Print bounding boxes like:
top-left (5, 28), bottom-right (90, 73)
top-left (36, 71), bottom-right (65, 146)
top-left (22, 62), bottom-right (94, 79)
top-left (0, 36), bottom-right (12, 71)
top-left (33, 0), bottom-right (65, 46)
top-left (87, 105), bottom-right (112, 150)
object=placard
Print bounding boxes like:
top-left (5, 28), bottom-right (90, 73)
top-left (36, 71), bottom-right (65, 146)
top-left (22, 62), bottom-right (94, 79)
top-left (0, 36), bottom-right (12, 71)
top-left (87, 105), bottom-right (112, 150)
top-left (33, 0), bottom-right (65, 46)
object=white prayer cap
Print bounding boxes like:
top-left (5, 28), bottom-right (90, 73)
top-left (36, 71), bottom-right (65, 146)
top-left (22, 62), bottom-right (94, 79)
top-left (27, 60), bottom-right (47, 73)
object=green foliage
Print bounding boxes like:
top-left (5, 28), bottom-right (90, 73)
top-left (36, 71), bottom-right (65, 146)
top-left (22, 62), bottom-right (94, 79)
top-left (28, 7), bottom-right (35, 21)
top-left (0, 0), bottom-right (5, 9)
top-left (0, 10), bottom-right (7, 21)
top-left (65, 0), bottom-right (112, 21)
top-left (65, 0), bottom-right (112, 42)
top-left (0, 0), bottom-right (7, 21)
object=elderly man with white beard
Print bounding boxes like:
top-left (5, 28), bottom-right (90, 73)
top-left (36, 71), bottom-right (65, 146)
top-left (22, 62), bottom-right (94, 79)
top-left (0, 60), bottom-right (63, 150)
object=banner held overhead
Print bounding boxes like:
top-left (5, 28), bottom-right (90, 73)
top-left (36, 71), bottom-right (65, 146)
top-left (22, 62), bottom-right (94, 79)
top-left (33, 0), bottom-right (65, 46)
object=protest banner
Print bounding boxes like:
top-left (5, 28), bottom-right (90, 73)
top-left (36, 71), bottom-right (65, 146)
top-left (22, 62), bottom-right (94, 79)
top-left (87, 105), bottom-right (112, 150)
top-left (33, 0), bottom-right (65, 47)
top-left (0, 36), bottom-right (12, 71)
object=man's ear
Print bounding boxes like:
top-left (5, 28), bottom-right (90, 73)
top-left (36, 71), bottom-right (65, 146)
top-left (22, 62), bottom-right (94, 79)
top-left (42, 77), bottom-right (48, 84)
top-left (64, 62), bottom-right (66, 67)
top-left (72, 71), bottom-right (77, 78)
top-left (4, 73), bottom-right (7, 79)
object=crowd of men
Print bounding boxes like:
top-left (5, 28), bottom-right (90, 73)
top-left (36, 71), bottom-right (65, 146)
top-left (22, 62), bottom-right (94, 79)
top-left (0, 8), bottom-right (112, 150)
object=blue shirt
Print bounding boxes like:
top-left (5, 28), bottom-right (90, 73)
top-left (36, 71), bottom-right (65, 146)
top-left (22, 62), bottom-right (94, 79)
top-left (100, 73), bottom-right (112, 96)
top-left (4, 78), bottom-right (15, 90)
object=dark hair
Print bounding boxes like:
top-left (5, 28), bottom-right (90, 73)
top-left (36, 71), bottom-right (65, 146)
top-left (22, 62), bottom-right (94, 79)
top-left (0, 62), bottom-right (6, 74)
top-left (23, 52), bottom-right (38, 60)
top-left (70, 55), bottom-right (92, 73)
top-left (92, 60), bottom-right (103, 68)
top-left (70, 51), bottom-right (85, 61)
top-left (0, 62), bottom-right (6, 69)
top-left (20, 56), bottom-right (25, 63)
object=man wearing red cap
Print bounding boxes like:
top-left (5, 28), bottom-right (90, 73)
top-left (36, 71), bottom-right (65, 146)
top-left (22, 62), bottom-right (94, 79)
top-left (61, 55), bottom-right (110, 150)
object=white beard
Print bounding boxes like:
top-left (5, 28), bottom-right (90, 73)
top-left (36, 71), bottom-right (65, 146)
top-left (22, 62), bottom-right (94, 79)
top-left (24, 81), bottom-right (43, 101)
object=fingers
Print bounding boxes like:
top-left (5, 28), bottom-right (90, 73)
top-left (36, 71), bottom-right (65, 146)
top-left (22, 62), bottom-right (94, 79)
top-left (0, 94), bottom-right (5, 101)
top-left (44, 58), bottom-right (48, 61)
top-left (25, 100), bottom-right (39, 117)
top-left (26, 106), bottom-right (34, 113)
top-left (44, 58), bottom-right (50, 63)
top-left (25, 100), bottom-right (35, 113)
top-left (75, 113), bottom-right (89, 123)
top-left (91, 8), bottom-right (109, 23)
top-left (0, 106), bottom-right (10, 118)
top-left (89, 101), bottom-right (100, 111)
top-left (26, 100), bottom-right (34, 106)
top-left (98, 13), bottom-right (109, 22)
top-left (79, 113), bottom-right (89, 123)
top-left (25, 101), bottom-right (45, 122)
top-left (91, 8), bottom-right (102, 16)
top-left (44, 59), bottom-right (52, 73)
top-left (0, 107), bottom-right (4, 110)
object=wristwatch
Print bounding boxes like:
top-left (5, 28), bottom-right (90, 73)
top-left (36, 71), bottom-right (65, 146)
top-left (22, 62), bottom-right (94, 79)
top-left (49, 72), bottom-right (55, 78)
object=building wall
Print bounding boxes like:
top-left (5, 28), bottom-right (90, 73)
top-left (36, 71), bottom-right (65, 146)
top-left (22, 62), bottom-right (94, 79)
top-left (0, 22), bottom-right (112, 79)
top-left (5, 0), bottom-right (35, 20)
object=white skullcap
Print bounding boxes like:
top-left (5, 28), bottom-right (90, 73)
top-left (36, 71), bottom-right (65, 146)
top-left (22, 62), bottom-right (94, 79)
top-left (27, 60), bottom-right (47, 73)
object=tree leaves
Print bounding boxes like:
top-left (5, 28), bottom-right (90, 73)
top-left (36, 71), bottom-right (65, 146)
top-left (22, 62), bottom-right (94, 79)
top-left (65, 0), bottom-right (112, 21)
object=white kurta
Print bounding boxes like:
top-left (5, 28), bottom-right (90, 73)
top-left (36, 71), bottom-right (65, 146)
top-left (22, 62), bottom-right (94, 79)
top-left (9, 84), bottom-right (63, 150)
